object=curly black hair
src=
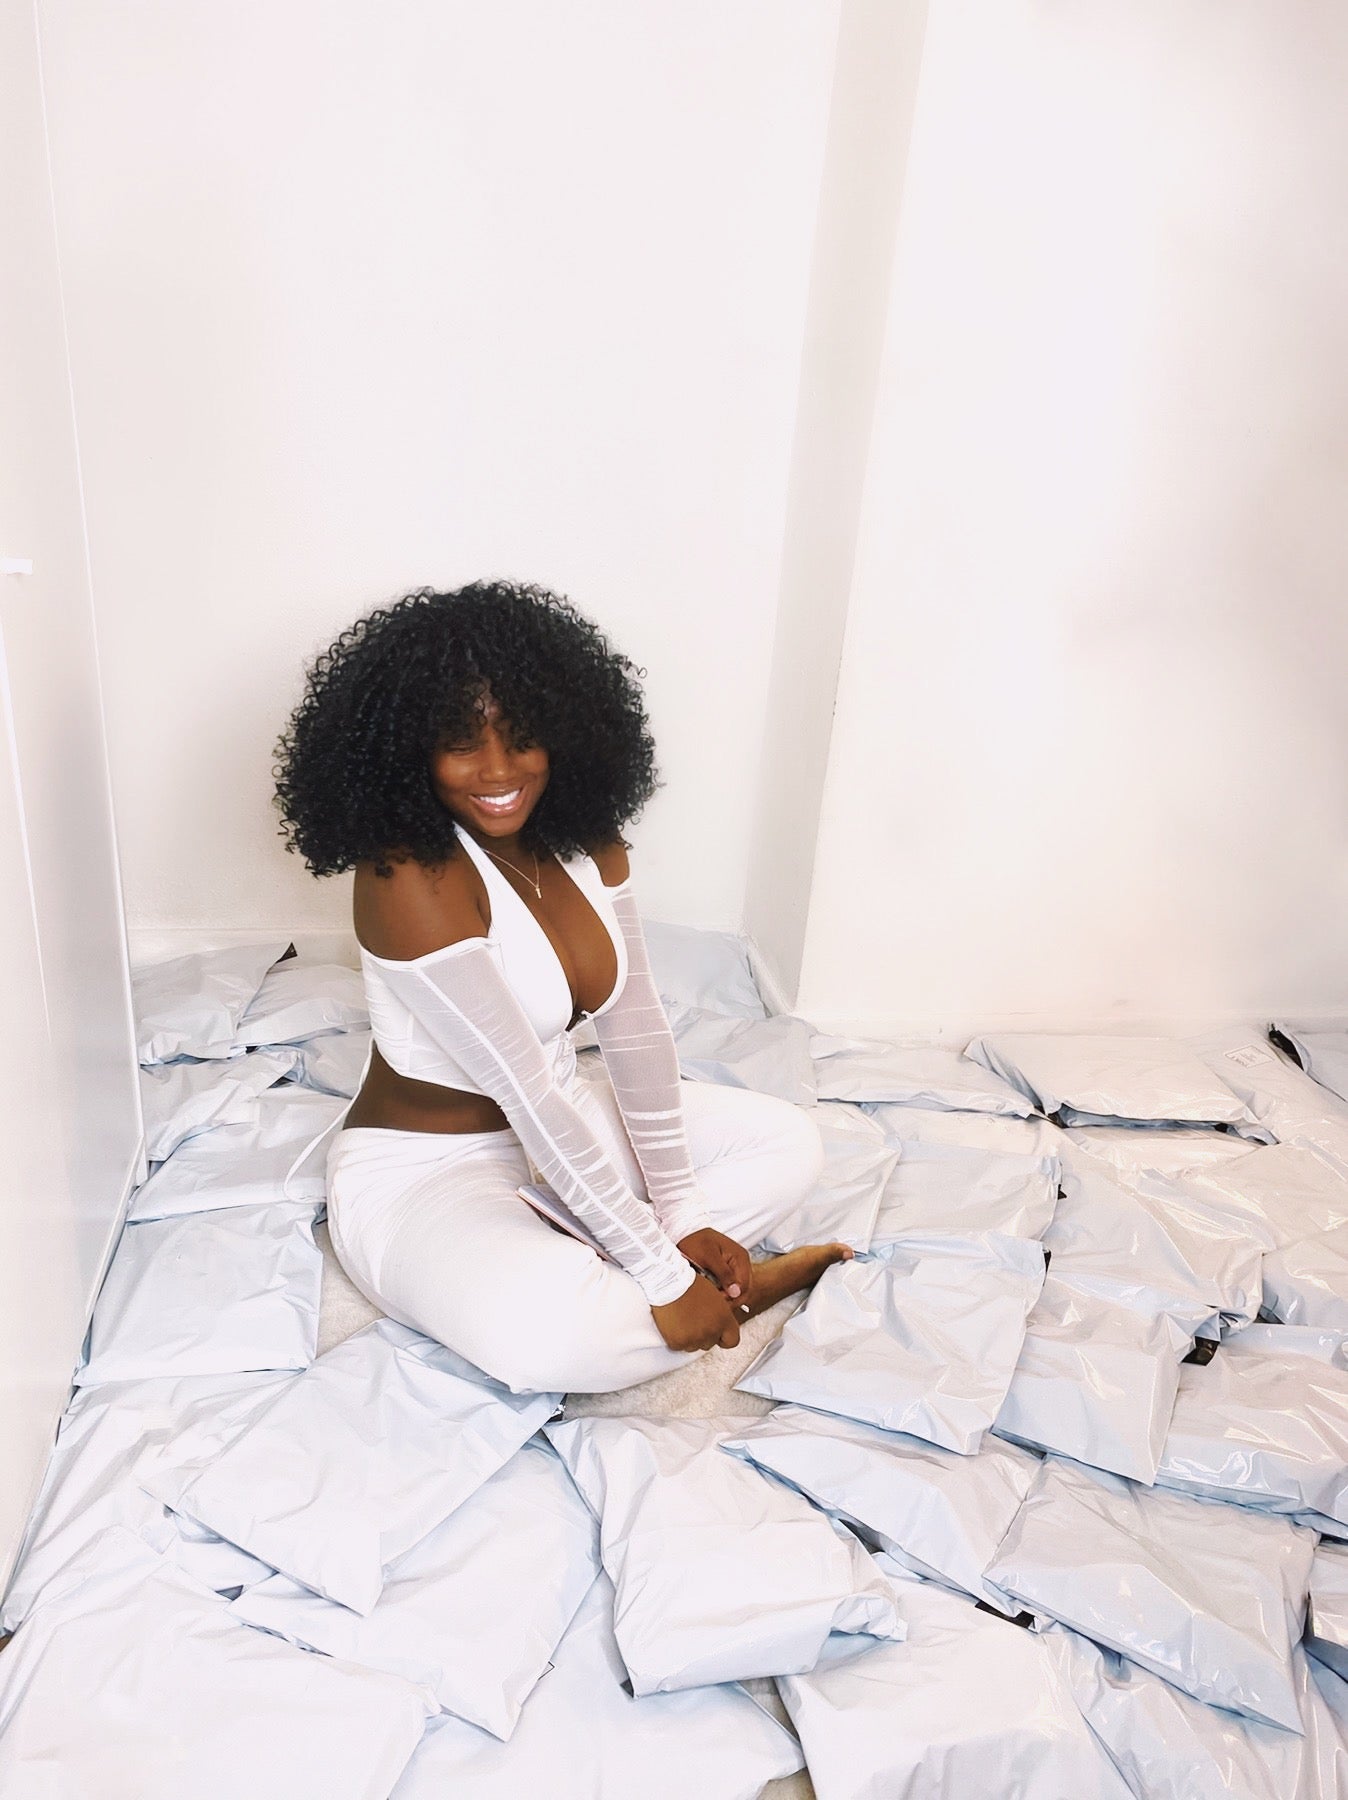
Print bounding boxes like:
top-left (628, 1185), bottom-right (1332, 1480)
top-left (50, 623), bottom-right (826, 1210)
top-left (272, 580), bottom-right (660, 879)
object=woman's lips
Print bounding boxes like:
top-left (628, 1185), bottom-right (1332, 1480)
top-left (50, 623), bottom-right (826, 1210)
top-left (471, 786), bottom-right (526, 816)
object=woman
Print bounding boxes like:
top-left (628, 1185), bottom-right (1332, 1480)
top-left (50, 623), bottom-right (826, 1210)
top-left (272, 579), bottom-right (849, 1394)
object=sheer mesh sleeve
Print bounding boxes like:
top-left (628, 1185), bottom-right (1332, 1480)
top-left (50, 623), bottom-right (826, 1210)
top-left (370, 939), bottom-right (697, 1307)
top-left (589, 883), bottom-right (713, 1248)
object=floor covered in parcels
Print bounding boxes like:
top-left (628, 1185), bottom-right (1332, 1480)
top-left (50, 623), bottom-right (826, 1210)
top-left (3, 923), bottom-right (1348, 1797)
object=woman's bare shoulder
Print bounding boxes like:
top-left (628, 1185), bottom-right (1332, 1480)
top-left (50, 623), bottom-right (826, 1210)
top-left (353, 848), bottom-right (488, 959)
top-left (588, 839), bottom-right (631, 888)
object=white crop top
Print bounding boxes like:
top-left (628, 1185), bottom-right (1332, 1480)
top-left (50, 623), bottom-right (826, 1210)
top-left (359, 822), bottom-right (630, 1094)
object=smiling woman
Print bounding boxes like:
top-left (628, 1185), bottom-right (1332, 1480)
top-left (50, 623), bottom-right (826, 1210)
top-left (270, 580), bottom-right (846, 1396)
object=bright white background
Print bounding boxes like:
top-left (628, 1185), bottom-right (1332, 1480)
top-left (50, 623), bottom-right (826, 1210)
top-left (34, 0), bottom-right (1348, 1038)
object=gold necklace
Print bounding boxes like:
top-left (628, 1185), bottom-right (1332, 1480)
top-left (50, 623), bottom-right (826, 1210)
top-left (482, 844), bottom-right (543, 899)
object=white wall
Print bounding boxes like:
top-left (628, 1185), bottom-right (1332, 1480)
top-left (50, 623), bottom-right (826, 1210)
top-left (796, 0), bottom-right (1348, 1038)
top-left (38, 0), bottom-right (841, 943)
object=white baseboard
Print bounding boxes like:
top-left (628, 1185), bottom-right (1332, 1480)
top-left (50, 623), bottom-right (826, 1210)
top-left (128, 926), bottom-right (361, 971)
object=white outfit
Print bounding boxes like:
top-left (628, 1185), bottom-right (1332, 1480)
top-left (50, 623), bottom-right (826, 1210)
top-left (309, 825), bottom-right (824, 1393)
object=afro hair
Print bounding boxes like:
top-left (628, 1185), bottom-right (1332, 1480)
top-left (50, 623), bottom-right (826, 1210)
top-left (272, 580), bottom-right (661, 879)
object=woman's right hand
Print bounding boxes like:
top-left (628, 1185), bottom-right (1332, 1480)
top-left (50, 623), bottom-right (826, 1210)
top-left (651, 1270), bottom-right (742, 1352)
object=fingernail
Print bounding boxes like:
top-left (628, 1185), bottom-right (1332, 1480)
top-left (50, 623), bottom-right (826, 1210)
top-left (740, 1305), bottom-right (750, 1315)
top-left (728, 1284), bottom-right (741, 1298)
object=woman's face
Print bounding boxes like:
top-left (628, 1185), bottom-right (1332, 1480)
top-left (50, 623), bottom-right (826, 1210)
top-left (427, 687), bottom-right (549, 837)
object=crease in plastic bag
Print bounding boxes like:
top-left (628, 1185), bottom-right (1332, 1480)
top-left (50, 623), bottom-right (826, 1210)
top-left (754, 1101), bottom-right (897, 1255)
top-left (871, 1140), bottom-right (1059, 1246)
top-left (808, 1034), bottom-right (1034, 1113)
top-left (1264, 1225), bottom-right (1348, 1332)
top-left (1308, 1543), bottom-right (1348, 1681)
top-left (1274, 1023), bottom-right (1348, 1108)
top-left (864, 1102), bottom-right (1064, 1159)
top-left (1063, 1122), bottom-right (1261, 1178)
top-left (1041, 1622), bottom-right (1348, 1800)
top-left (1187, 1026), bottom-right (1348, 1176)
top-left (722, 1402), bottom-right (1039, 1611)
top-left (985, 1455), bottom-right (1316, 1732)
top-left (735, 1235), bottom-right (1046, 1454)
top-left (0, 1526), bottom-right (438, 1800)
top-left (0, 1370), bottom-right (292, 1634)
top-left (775, 1556), bottom-right (1133, 1800)
top-left (236, 959), bottom-right (369, 1047)
top-left (1155, 1324), bottom-right (1348, 1529)
top-left (139, 1047), bottom-right (300, 1162)
top-left (230, 1438), bottom-right (598, 1737)
top-left (387, 1571), bottom-right (804, 1799)
top-left (661, 1000), bottom-right (817, 1104)
top-left (132, 939), bottom-right (294, 1065)
top-left (145, 1319), bottom-right (560, 1614)
top-left (966, 1032), bottom-right (1265, 1134)
top-left (130, 1085), bottom-right (349, 1220)
top-left (283, 1027), bottom-right (374, 1097)
top-left (75, 1203), bottom-right (323, 1385)
top-left (994, 1273), bottom-right (1193, 1483)
top-left (544, 1415), bottom-right (904, 1695)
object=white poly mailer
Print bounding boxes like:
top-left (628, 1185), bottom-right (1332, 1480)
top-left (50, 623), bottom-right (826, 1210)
top-left (139, 1047), bottom-right (299, 1162)
top-left (871, 1141), bottom-right (1059, 1246)
top-left (1043, 1162), bottom-right (1263, 1337)
top-left (1308, 1543), bottom-right (1348, 1681)
top-left (662, 1001), bottom-right (817, 1105)
top-left (1155, 1324), bottom-right (1348, 1529)
top-left (285, 1027), bottom-right (374, 1098)
top-left (808, 1035), bottom-right (1035, 1113)
top-left (1188, 1026), bottom-right (1348, 1177)
top-left (966, 1032), bottom-right (1263, 1133)
top-left (230, 1439), bottom-right (598, 1737)
top-left (865, 1103), bottom-right (1064, 1160)
top-left (237, 959), bottom-right (369, 1046)
top-left (722, 1403), bottom-right (1039, 1611)
top-left (1275, 1024), bottom-right (1348, 1108)
top-left (388, 1572), bottom-right (805, 1800)
top-left (544, 1415), bottom-right (904, 1695)
top-left (75, 1203), bottom-right (323, 1386)
top-left (754, 1101), bottom-right (897, 1255)
top-left (735, 1236), bottom-right (1045, 1454)
top-left (1179, 1142), bottom-right (1348, 1252)
top-left (640, 917), bottom-right (768, 1019)
top-left (985, 1455), bottom-right (1316, 1732)
top-left (0, 1371), bottom-right (292, 1634)
top-left (994, 1274), bottom-right (1192, 1484)
top-left (1063, 1123), bottom-right (1261, 1178)
top-left (1263, 1225), bottom-right (1348, 1333)
top-left (1041, 1623), bottom-right (1348, 1800)
top-left (132, 939), bottom-right (293, 1064)
top-left (776, 1557), bottom-right (1133, 1800)
top-left (129, 1085), bottom-right (349, 1220)
top-left (146, 1319), bottom-right (560, 1614)
top-left (0, 1528), bottom-right (437, 1800)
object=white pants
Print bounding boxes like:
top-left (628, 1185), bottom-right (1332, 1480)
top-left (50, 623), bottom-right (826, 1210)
top-left (325, 1061), bottom-right (825, 1394)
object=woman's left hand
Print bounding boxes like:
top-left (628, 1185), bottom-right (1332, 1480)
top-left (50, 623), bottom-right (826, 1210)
top-left (676, 1227), bottom-right (753, 1311)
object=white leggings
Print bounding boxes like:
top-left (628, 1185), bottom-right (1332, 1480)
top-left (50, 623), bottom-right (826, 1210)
top-left (325, 1060), bottom-right (825, 1395)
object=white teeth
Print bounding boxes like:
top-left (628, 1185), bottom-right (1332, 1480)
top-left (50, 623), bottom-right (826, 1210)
top-left (473, 787), bottom-right (523, 809)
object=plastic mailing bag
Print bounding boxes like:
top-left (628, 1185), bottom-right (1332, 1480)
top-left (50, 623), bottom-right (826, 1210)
top-left (132, 938), bottom-right (292, 1064)
top-left (871, 1140), bottom-right (1059, 1246)
top-left (139, 1047), bottom-right (299, 1162)
top-left (776, 1557), bottom-right (1133, 1800)
top-left (0, 1527), bottom-right (437, 1800)
top-left (1276, 1024), bottom-right (1348, 1106)
top-left (994, 1274), bottom-right (1192, 1483)
top-left (236, 959), bottom-right (369, 1046)
top-left (640, 917), bottom-right (768, 1019)
top-left (1264, 1225), bottom-right (1348, 1332)
top-left (387, 1571), bottom-right (805, 1799)
top-left (808, 1034), bottom-right (1034, 1113)
top-left (662, 1001), bottom-right (816, 1104)
top-left (146, 1319), bottom-right (560, 1614)
top-left (1043, 1162), bottom-right (1262, 1337)
top-left (286, 1027), bottom-right (373, 1097)
top-left (544, 1415), bottom-right (903, 1694)
top-left (1063, 1122), bottom-right (1261, 1178)
top-left (1308, 1544), bottom-right (1348, 1680)
top-left (231, 1439), bottom-right (597, 1736)
top-left (1179, 1142), bottom-right (1348, 1252)
top-left (129, 1085), bottom-right (349, 1220)
top-left (722, 1403), bottom-right (1039, 1610)
top-left (1188, 1026), bottom-right (1348, 1176)
top-left (735, 1236), bottom-right (1045, 1453)
top-left (0, 1371), bottom-right (291, 1633)
top-left (754, 1101), bottom-right (897, 1255)
top-left (985, 1455), bottom-right (1316, 1731)
top-left (967, 1032), bottom-right (1264, 1133)
top-left (1155, 1325), bottom-right (1348, 1529)
top-left (75, 1203), bottom-right (323, 1385)
top-left (866, 1103), bottom-right (1064, 1159)
top-left (1041, 1623), bottom-right (1348, 1800)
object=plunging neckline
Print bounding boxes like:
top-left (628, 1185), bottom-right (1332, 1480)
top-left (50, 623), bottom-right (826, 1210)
top-left (452, 822), bottom-right (622, 1028)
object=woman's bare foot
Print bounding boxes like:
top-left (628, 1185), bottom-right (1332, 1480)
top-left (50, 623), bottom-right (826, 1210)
top-left (740, 1243), bottom-right (853, 1319)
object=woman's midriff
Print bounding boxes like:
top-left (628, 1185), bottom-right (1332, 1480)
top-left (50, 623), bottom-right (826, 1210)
top-left (341, 1041), bottom-right (512, 1135)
